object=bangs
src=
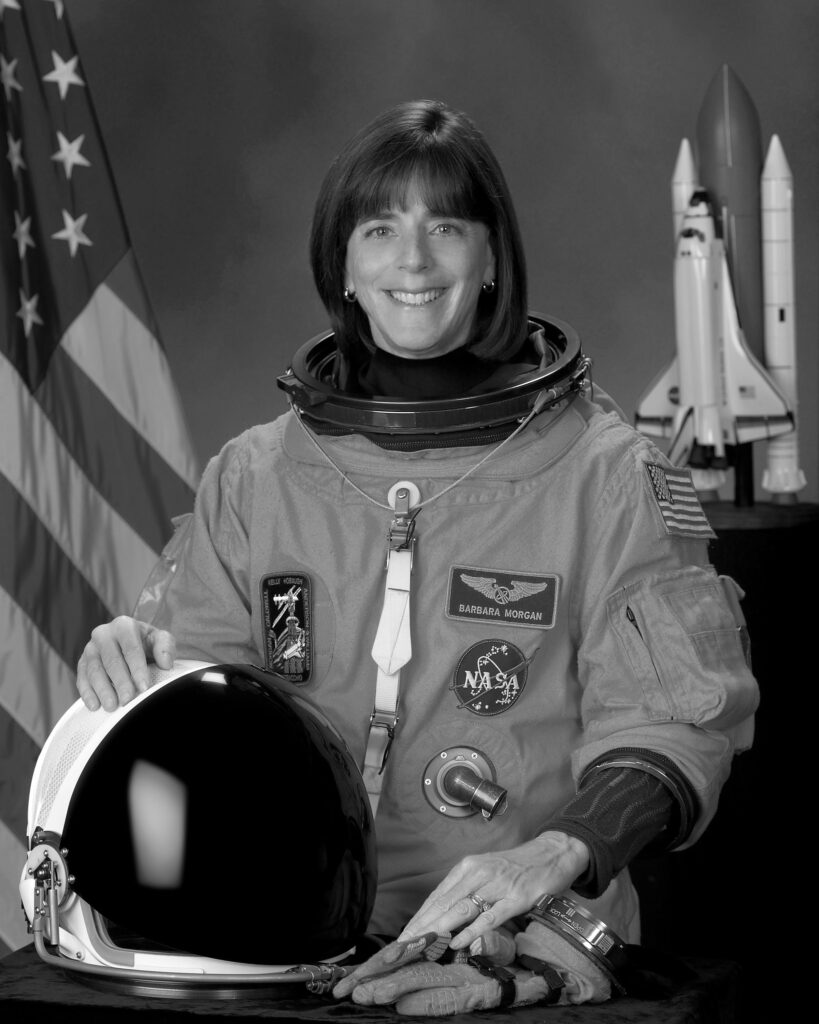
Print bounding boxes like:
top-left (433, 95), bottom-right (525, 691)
top-left (348, 149), bottom-right (492, 225)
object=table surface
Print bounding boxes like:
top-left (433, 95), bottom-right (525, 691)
top-left (0, 942), bottom-right (741, 1024)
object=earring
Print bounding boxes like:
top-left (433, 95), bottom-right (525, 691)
top-left (343, 287), bottom-right (356, 303)
top-left (481, 280), bottom-right (496, 294)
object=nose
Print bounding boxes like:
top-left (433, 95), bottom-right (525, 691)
top-left (398, 228), bottom-right (430, 272)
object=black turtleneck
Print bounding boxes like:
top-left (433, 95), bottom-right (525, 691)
top-left (353, 347), bottom-right (503, 400)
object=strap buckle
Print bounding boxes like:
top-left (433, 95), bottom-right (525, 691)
top-left (368, 708), bottom-right (399, 773)
top-left (517, 953), bottom-right (565, 1004)
top-left (467, 956), bottom-right (517, 1007)
top-left (388, 513), bottom-right (417, 552)
top-left (387, 486), bottom-right (419, 559)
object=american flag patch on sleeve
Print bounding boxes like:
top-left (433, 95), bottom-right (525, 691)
top-left (644, 463), bottom-right (715, 539)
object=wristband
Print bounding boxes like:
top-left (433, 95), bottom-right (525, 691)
top-left (579, 749), bottom-right (697, 850)
top-left (527, 894), bottom-right (627, 994)
top-left (468, 955), bottom-right (517, 1007)
top-left (517, 953), bottom-right (565, 1004)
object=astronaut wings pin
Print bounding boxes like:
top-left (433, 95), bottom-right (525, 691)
top-left (461, 574), bottom-right (548, 605)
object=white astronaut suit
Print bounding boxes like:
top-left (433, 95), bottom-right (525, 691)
top-left (140, 315), bottom-right (759, 943)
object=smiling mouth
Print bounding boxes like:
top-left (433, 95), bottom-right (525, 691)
top-left (387, 288), bottom-right (445, 306)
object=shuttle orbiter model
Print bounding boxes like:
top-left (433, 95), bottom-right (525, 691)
top-left (635, 65), bottom-right (805, 499)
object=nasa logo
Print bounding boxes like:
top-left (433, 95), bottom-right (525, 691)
top-left (450, 639), bottom-right (532, 716)
top-left (260, 573), bottom-right (312, 683)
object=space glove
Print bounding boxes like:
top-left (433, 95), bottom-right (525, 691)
top-left (333, 920), bottom-right (610, 1015)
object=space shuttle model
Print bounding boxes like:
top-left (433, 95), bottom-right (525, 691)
top-left (635, 65), bottom-right (806, 499)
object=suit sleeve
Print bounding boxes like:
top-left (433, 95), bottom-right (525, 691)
top-left (571, 438), bottom-right (759, 845)
top-left (145, 432), bottom-right (260, 666)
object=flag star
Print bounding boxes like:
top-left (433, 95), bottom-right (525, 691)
top-left (17, 289), bottom-right (44, 337)
top-left (52, 209), bottom-right (92, 256)
top-left (43, 0), bottom-right (64, 18)
top-left (52, 131), bottom-right (91, 179)
top-left (1, 54), bottom-right (23, 100)
top-left (6, 131), bottom-right (25, 173)
top-left (42, 50), bottom-right (84, 100)
top-left (0, 1), bottom-right (22, 19)
top-left (13, 211), bottom-right (36, 259)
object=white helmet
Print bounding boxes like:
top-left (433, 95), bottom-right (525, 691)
top-left (19, 660), bottom-right (376, 996)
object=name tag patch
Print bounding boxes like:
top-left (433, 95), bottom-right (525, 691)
top-left (446, 565), bottom-right (559, 629)
top-left (260, 573), bottom-right (312, 683)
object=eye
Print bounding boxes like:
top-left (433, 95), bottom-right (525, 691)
top-left (431, 222), bottom-right (460, 236)
top-left (363, 224), bottom-right (394, 239)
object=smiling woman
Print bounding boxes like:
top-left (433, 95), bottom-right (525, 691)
top-left (73, 98), bottom-right (759, 1014)
top-left (309, 100), bottom-right (528, 384)
top-left (343, 197), bottom-right (495, 360)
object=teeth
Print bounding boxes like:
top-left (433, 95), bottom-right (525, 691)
top-left (389, 289), bottom-right (444, 306)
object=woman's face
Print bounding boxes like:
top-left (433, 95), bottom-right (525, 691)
top-left (344, 186), bottom-right (495, 360)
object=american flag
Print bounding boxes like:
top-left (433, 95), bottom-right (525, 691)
top-left (645, 463), bottom-right (714, 538)
top-left (0, 0), bottom-right (199, 953)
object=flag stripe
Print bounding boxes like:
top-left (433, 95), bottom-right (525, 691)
top-left (0, 475), bottom-right (113, 669)
top-left (0, 818), bottom-right (30, 952)
top-left (0, 0), bottom-right (199, 954)
top-left (658, 518), bottom-right (712, 534)
top-left (62, 269), bottom-right (200, 491)
top-left (105, 249), bottom-right (160, 337)
top-left (35, 343), bottom-right (194, 555)
top-left (1, 349), bottom-right (161, 616)
top-left (0, 587), bottom-right (76, 748)
top-left (0, 702), bottom-right (39, 843)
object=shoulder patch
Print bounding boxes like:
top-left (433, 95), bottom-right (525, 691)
top-left (260, 573), bottom-right (312, 683)
top-left (644, 463), bottom-right (715, 539)
top-left (447, 566), bottom-right (559, 629)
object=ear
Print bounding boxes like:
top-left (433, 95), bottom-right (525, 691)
top-left (343, 251), bottom-right (355, 294)
top-left (484, 244), bottom-right (497, 286)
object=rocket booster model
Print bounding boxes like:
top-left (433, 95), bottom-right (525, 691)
top-left (636, 66), bottom-right (804, 495)
top-left (760, 135), bottom-right (806, 494)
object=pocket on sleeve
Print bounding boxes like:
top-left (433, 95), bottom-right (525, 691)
top-left (608, 566), bottom-right (759, 730)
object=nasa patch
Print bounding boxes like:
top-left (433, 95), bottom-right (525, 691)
top-left (446, 565), bottom-right (559, 629)
top-left (260, 573), bottom-right (312, 683)
top-left (450, 639), bottom-right (531, 716)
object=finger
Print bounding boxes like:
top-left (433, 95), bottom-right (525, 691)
top-left (332, 934), bottom-right (438, 998)
top-left (395, 978), bottom-right (501, 1016)
top-left (397, 864), bottom-right (474, 940)
top-left (93, 619), bottom-right (142, 707)
top-left (79, 641), bottom-right (124, 712)
top-left (76, 650), bottom-right (102, 711)
top-left (468, 928), bottom-right (517, 965)
top-left (117, 623), bottom-right (153, 693)
top-left (444, 893), bottom-right (491, 938)
top-left (397, 885), bottom-right (480, 942)
top-left (450, 895), bottom-right (527, 950)
top-left (351, 963), bottom-right (475, 1006)
top-left (145, 626), bottom-right (176, 672)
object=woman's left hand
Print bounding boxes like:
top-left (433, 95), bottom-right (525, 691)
top-left (397, 830), bottom-right (590, 950)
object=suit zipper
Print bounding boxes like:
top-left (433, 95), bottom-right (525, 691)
top-left (626, 605), bottom-right (672, 715)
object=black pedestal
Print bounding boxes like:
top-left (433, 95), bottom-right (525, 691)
top-left (630, 502), bottom-right (819, 1023)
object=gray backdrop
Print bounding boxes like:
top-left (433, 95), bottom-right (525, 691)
top-left (68, 0), bottom-right (819, 502)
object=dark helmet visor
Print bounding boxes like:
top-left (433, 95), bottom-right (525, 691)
top-left (61, 664), bottom-right (376, 964)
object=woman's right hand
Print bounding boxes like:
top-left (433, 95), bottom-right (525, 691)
top-left (76, 616), bottom-right (176, 711)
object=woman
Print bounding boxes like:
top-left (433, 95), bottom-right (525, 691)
top-left (76, 100), bottom-right (758, 1009)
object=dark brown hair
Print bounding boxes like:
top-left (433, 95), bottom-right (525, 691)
top-left (309, 100), bottom-right (528, 366)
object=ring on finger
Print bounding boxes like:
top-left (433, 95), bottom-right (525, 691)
top-left (465, 892), bottom-right (493, 915)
